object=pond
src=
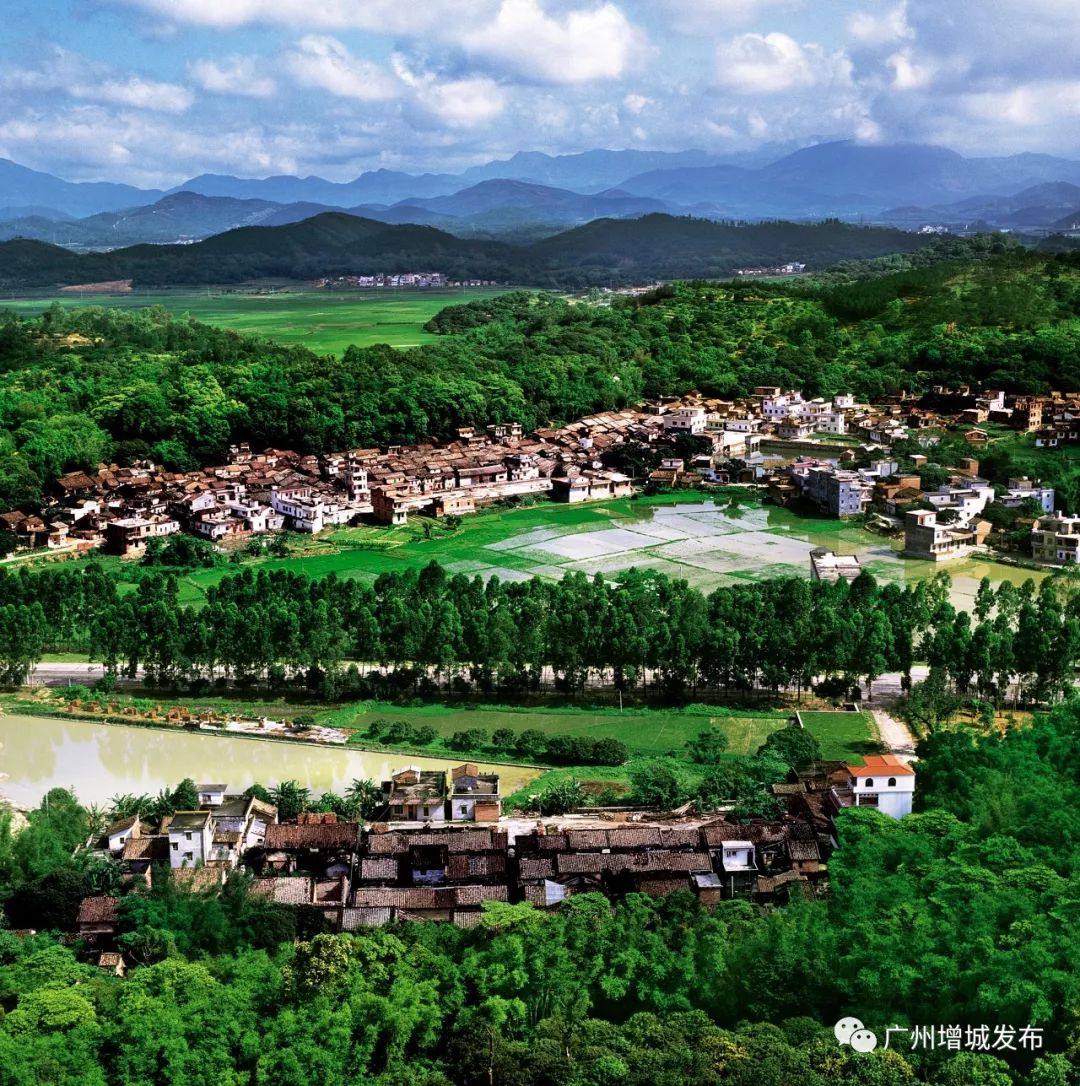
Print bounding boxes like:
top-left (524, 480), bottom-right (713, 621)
top-left (0, 713), bottom-right (541, 810)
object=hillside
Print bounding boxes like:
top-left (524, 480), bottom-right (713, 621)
top-left (0, 212), bottom-right (939, 289)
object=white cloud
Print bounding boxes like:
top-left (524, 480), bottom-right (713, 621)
top-left (287, 36), bottom-right (399, 101)
top-left (461, 0), bottom-right (642, 84)
top-left (2, 47), bottom-right (193, 114)
top-left (886, 50), bottom-right (935, 91)
top-left (190, 56), bottom-right (276, 98)
top-left (111, 0), bottom-right (452, 32)
top-left (848, 3), bottom-right (913, 47)
top-left (654, 0), bottom-right (797, 32)
top-left (715, 32), bottom-right (851, 94)
top-left (392, 57), bottom-right (507, 129)
top-left (960, 81), bottom-right (1080, 128)
top-left (623, 93), bottom-right (650, 114)
top-left (78, 77), bottom-right (193, 113)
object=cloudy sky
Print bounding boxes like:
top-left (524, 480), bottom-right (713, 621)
top-left (2, 0), bottom-right (1078, 186)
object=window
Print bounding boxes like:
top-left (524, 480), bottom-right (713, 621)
top-left (185, 831), bottom-right (192, 841)
top-left (422, 806), bottom-right (430, 817)
top-left (171, 841), bottom-right (178, 851)
top-left (459, 805), bottom-right (468, 815)
top-left (857, 794), bottom-right (879, 807)
top-left (183, 852), bottom-right (193, 862)
top-left (864, 779), bottom-right (874, 788)
top-left (887, 777), bottom-right (897, 787)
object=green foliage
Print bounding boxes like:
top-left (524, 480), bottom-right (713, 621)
top-left (686, 726), bottom-right (730, 763)
top-left (757, 727), bottom-right (823, 769)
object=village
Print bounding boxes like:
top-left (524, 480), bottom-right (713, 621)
top-left (69, 745), bottom-right (915, 970)
top-left (2, 382), bottom-right (1079, 569)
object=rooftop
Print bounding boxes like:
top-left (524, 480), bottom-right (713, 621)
top-left (848, 753), bottom-right (916, 778)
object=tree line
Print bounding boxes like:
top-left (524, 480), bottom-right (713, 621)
top-left (4, 560), bottom-right (1080, 708)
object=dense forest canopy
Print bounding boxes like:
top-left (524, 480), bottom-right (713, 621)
top-left (2, 247), bottom-right (1080, 511)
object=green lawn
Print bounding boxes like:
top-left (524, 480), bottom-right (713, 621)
top-left (795, 710), bottom-right (881, 763)
top-left (329, 701), bottom-right (877, 763)
top-left (0, 287), bottom-right (513, 354)
top-left (330, 700), bottom-right (792, 760)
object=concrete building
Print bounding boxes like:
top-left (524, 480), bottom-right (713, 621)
top-left (846, 754), bottom-right (916, 819)
top-left (164, 811), bottom-right (214, 868)
top-left (999, 477), bottom-right (1055, 514)
top-left (662, 407), bottom-right (707, 435)
top-left (448, 764), bottom-right (501, 822)
top-left (809, 548), bottom-right (862, 584)
top-left (903, 509), bottom-right (988, 561)
top-left (1031, 513), bottom-right (1080, 564)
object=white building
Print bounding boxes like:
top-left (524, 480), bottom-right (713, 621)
top-left (846, 754), bottom-right (915, 818)
top-left (165, 810), bottom-right (213, 868)
top-left (662, 407), bottom-right (707, 435)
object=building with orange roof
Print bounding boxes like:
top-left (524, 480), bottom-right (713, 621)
top-left (845, 754), bottom-right (915, 818)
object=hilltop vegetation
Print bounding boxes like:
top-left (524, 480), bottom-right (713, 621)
top-left (0, 212), bottom-right (934, 290)
top-left (4, 246), bottom-right (1080, 511)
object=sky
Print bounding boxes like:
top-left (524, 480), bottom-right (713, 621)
top-left (2, 0), bottom-right (1079, 187)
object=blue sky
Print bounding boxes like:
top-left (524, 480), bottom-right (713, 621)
top-left (2, 0), bottom-right (1079, 186)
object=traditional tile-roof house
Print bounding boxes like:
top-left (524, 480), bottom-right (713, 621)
top-left (76, 896), bottom-right (119, 940)
top-left (106, 815), bottom-right (148, 856)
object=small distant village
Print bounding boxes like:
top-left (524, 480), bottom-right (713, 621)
top-left (311, 272), bottom-right (500, 289)
top-left (3, 381), bottom-right (1080, 568)
top-left (69, 748), bottom-right (915, 967)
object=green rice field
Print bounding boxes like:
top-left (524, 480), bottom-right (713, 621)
top-left (0, 287), bottom-right (513, 353)
top-left (153, 492), bottom-right (1048, 611)
top-left (32, 490), bottom-right (1051, 611)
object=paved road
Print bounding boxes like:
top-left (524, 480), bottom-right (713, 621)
top-left (28, 662), bottom-right (136, 687)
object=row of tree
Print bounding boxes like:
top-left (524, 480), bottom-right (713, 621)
top-left (3, 561), bottom-right (1079, 706)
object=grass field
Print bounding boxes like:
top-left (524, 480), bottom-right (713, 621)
top-left (326, 700), bottom-right (878, 764)
top-left (0, 287), bottom-right (513, 353)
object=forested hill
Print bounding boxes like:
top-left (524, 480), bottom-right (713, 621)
top-left (0, 212), bottom-right (936, 289)
top-left (3, 246), bottom-right (1080, 512)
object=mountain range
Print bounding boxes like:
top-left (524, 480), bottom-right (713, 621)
top-left (5, 141), bottom-right (1080, 252)
top-left (0, 212), bottom-right (935, 291)
top-left (6, 140), bottom-right (1077, 258)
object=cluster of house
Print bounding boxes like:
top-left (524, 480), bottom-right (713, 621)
top-left (773, 454), bottom-right (1056, 563)
top-left (0, 389), bottom-right (829, 555)
top-left (312, 274), bottom-right (501, 290)
top-left (69, 750), bottom-right (915, 966)
top-left (312, 272), bottom-right (447, 289)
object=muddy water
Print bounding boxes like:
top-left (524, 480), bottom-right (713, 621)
top-left (0, 714), bottom-right (540, 809)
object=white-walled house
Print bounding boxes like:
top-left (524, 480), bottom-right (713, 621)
top-left (165, 811), bottom-right (214, 868)
top-left (846, 754), bottom-right (915, 818)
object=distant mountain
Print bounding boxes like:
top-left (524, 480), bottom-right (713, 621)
top-left (393, 179), bottom-right (673, 228)
top-left (0, 158), bottom-right (164, 218)
top-left (0, 211), bottom-right (938, 290)
top-left (882, 181), bottom-right (1080, 230)
top-left (617, 141), bottom-right (1080, 218)
top-left (453, 149), bottom-right (724, 191)
top-left (13, 141), bottom-right (1080, 228)
top-left (0, 191), bottom-right (465, 248)
top-left (171, 169), bottom-right (465, 207)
